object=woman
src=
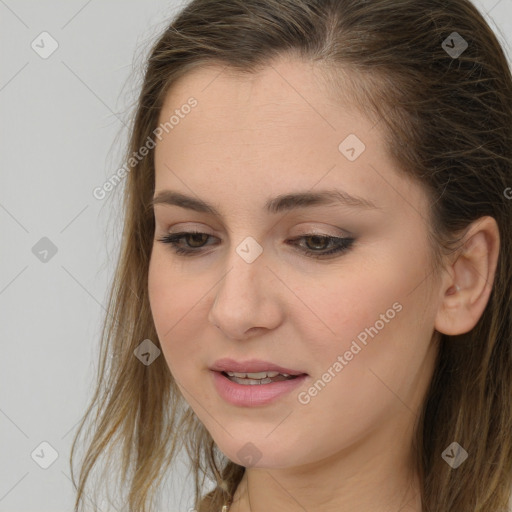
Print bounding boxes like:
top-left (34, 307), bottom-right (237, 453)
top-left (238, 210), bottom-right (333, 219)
top-left (70, 1), bottom-right (512, 511)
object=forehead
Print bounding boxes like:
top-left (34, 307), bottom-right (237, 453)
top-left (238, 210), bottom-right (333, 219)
top-left (154, 58), bottom-right (428, 221)
top-left (158, 57), bottom-right (362, 132)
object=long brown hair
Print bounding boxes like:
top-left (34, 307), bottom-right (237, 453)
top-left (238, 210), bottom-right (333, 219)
top-left (70, 1), bottom-right (512, 510)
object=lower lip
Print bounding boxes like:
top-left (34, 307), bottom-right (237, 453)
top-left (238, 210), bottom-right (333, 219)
top-left (211, 370), bottom-right (308, 407)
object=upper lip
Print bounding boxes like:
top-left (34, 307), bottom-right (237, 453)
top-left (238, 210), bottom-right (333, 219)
top-left (210, 358), bottom-right (307, 376)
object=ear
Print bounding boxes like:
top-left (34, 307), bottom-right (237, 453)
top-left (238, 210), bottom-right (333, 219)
top-left (435, 216), bottom-right (500, 336)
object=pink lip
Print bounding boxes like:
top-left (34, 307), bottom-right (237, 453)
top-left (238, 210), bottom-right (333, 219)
top-left (210, 358), bottom-right (307, 376)
top-left (210, 370), bottom-right (309, 407)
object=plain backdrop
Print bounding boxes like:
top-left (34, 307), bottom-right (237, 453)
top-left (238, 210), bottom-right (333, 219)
top-left (1, 1), bottom-right (511, 511)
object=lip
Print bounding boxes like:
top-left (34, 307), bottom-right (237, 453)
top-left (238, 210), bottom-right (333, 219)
top-left (210, 358), bottom-right (307, 376)
top-left (210, 370), bottom-right (309, 407)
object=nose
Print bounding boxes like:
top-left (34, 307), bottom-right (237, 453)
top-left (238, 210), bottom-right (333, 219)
top-left (207, 245), bottom-right (284, 341)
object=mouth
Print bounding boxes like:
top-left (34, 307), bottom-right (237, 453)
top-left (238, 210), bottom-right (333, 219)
top-left (220, 370), bottom-right (303, 385)
top-left (210, 357), bottom-right (308, 378)
top-left (209, 358), bottom-right (309, 406)
top-left (210, 369), bottom-right (309, 407)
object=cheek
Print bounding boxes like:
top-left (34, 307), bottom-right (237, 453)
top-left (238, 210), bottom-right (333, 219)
top-left (148, 249), bottom-right (204, 325)
top-left (148, 251), bottom-right (203, 374)
top-left (298, 246), bottom-right (431, 381)
top-left (304, 249), bottom-right (434, 407)
top-left (292, 264), bottom-right (401, 358)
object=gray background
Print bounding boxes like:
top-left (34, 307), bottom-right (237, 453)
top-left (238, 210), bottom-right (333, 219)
top-left (1, 1), bottom-right (511, 511)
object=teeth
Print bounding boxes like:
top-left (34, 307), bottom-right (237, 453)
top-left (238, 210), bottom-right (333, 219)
top-left (226, 371), bottom-right (287, 379)
top-left (230, 377), bottom-right (274, 385)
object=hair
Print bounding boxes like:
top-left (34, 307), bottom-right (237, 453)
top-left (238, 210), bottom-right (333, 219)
top-left (70, 0), bottom-right (512, 511)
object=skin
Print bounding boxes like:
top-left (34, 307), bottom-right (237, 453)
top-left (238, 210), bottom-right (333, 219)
top-left (147, 56), bottom-right (500, 512)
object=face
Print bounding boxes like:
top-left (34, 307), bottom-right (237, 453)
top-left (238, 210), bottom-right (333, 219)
top-left (148, 57), bottom-right (441, 470)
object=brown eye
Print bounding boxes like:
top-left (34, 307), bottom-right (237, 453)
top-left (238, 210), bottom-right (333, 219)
top-left (156, 231), bottom-right (216, 255)
top-left (288, 234), bottom-right (355, 259)
top-left (304, 235), bottom-right (330, 251)
top-left (186, 233), bottom-right (209, 248)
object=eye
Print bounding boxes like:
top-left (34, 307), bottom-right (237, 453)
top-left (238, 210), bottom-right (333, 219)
top-left (156, 231), bottom-right (355, 259)
top-left (157, 231), bottom-right (212, 255)
top-left (291, 234), bottom-right (355, 258)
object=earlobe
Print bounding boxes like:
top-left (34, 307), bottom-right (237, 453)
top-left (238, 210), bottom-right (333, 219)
top-left (434, 216), bottom-right (500, 336)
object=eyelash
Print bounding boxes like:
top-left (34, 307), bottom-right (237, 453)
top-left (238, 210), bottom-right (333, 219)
top-left (156, 230), bottom-right (355, 259)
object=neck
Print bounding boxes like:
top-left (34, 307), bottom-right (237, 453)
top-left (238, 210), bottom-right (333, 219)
top-left (227, 423), bottom-right (423, 512)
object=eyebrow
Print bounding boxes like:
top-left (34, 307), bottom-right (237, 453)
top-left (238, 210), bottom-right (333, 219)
top-left (151, 189), bottom-right (381, 215)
